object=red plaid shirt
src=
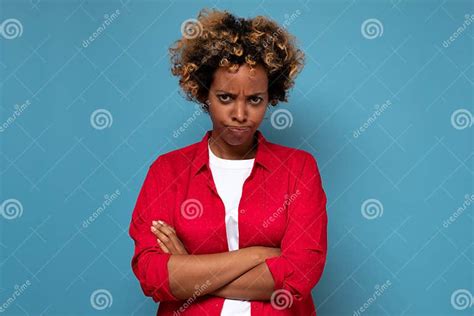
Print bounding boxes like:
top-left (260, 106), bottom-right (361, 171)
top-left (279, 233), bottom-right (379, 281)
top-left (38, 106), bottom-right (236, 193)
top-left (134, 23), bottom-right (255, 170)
top-left (129, 129), bottom-right (328, 315)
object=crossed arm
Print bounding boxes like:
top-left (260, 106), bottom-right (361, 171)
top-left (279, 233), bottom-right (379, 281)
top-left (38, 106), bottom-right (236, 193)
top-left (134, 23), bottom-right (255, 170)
top-left (132, 153), bottom-right (327, 304)
top-left (150, 220), bottom-right (279, 301)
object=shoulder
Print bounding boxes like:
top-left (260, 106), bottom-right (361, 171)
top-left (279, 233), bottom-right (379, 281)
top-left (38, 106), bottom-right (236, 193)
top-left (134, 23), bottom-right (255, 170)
top-left (148, 136), bottom-right (320, 173)
top-left (265, 141), bottom-right (323, 189)
top-left (149, 139), bottom-right (201, 171)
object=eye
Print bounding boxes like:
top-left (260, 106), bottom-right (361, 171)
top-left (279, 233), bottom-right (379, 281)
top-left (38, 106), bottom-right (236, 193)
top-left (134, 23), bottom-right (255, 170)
top-left (249, 96), bottom-right (263, 105)
top-left (217, 94), bottom-right (232, 103)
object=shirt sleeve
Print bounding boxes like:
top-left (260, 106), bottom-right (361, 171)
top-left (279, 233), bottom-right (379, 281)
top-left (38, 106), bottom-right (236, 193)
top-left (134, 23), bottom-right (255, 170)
top-left (264, 152), bottom-right (328, 302)
top-left (128, 156), bottom-right (180, 302)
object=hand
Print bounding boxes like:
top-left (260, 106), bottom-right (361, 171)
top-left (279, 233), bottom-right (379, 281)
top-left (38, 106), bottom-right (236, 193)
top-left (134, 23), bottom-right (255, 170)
top-left (151, 220), bottom-right (189, 255)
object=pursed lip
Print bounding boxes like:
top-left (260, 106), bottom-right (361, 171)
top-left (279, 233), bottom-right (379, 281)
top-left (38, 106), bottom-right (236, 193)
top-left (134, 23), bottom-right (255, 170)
top-left (226, 126), bottom-right (251, 131)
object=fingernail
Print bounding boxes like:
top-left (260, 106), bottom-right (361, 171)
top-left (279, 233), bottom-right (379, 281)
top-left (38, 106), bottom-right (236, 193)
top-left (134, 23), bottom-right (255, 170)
top-left (152, 221), bottom-right (157, 226)
top-left (151, 226), bottom-right (156, 231)
top-left (157, 238), bottom-right (161, 243)
top-left (158, 220), bottom-right (164, 225)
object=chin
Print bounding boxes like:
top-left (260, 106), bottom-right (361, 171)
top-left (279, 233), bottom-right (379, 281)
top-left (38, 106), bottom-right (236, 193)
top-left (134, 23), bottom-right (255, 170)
top-left (224, 138), bottom-right (247, 146)
top-left (223, 129), bottom-right (254, 146)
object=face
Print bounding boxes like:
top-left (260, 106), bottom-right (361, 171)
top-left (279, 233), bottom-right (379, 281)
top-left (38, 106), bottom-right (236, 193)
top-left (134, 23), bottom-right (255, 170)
top-left (207, 63), bottom-right (269, 148)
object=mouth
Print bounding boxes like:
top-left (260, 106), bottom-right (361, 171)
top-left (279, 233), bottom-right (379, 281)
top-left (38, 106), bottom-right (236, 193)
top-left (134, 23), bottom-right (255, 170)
top-left (226, 126), bottom-right (252, 135)
top-left (226, 126), bottom-right (251, 131)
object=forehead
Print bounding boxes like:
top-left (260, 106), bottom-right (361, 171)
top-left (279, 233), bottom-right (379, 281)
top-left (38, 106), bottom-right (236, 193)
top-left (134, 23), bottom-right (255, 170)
top-left (211, 64), bottom-right (268, 92)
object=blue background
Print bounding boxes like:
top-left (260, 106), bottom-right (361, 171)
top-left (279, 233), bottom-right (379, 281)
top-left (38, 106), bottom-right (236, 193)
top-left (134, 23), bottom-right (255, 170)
top-left (0, 0), bottom-right (472, 315)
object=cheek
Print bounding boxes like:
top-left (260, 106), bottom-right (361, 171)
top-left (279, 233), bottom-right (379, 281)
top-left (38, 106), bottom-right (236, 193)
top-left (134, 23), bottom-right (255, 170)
top-left (208, 103), bottom-right (228, 124)
top-left (251, 106), bottom-right (267, 122)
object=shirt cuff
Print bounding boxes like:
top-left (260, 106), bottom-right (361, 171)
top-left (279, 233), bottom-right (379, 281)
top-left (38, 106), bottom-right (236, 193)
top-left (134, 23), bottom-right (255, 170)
top-left (144, 252), bottom-right (180, 302)
top-left (265, 256), bottom-right (291, 292)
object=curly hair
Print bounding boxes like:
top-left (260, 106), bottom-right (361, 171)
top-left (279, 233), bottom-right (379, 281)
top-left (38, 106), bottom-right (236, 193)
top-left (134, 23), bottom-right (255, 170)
top-left (168, 8), bottom-right (305, 112)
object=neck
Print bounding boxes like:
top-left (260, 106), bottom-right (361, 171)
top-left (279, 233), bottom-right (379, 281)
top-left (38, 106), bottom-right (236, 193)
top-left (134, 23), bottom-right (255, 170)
top-left (209, 130), bottom-right (258, 160)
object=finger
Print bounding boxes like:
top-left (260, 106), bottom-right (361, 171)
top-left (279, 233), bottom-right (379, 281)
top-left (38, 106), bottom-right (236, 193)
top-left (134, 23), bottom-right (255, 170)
top-left (152, 222), bottom-right (178, 244)
top-left (157, 238), bottom-right (170, 253)
top-left (151, 224), bottom-right (180, 254)
top-left (152, 221), bottom-right (187, 254)
top-left (153, 220), bottom-right (176, 234)
top-left (161, 222), bottom-right (176, 234)
top-left (153, 228), bottom-right (170, 243)
top-left (154, 223), bottom-right (188, 254)
top-left (150, 225), bottom-right (163, 237)
top-left (156, 226), bottom-right (184, 253)
top-left (157, 224), bottom-right (187, 251)
top-left (157, 225), bottom-right (175, 238)
top-left (154, 229), bottom-right (178, 253)
top-left (151, 226), bottom-right (176, 251)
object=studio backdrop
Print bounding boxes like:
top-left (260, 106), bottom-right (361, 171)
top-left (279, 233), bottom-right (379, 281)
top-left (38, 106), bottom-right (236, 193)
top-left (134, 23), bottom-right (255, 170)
top-left (0, 0), bottom-right (472, 315)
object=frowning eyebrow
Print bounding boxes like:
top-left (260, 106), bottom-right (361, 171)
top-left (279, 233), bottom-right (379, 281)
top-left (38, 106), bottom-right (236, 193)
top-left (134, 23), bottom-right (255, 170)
top-left (215, 90), bottom-right (267, 97)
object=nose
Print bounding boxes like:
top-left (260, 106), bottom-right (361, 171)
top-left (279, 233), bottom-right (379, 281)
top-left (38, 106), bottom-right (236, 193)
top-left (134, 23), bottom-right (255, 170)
top-left (231, 99), bottom-right (247, 123)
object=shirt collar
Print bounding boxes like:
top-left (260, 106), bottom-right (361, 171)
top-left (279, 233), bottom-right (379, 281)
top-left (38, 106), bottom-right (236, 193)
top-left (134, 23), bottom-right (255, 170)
top-left (191, 129), bottom-right (277, 176)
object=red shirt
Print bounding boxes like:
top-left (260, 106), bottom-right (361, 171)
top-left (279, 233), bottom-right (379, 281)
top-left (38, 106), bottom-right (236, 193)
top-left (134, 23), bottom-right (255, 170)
top-left (129, 129), bottom-right (328, 315)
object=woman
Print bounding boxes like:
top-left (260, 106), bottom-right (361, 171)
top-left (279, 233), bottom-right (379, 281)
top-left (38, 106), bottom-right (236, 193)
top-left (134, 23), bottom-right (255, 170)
top-left (129, 8), bottom-right (328, 316)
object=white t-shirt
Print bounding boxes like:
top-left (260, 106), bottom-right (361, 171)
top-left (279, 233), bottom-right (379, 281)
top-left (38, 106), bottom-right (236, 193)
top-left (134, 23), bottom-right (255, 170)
top-left (208, 142), bottom-right (254, 316)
